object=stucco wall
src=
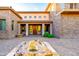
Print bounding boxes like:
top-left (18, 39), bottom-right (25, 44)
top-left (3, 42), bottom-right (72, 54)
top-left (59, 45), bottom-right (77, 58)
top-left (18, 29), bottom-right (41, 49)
top-left (18, 13), bottom-right (49, 21)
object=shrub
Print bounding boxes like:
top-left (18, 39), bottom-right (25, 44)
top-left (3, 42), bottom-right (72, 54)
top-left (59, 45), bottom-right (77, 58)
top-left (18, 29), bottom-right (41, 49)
top-left (43, 32), bottom-right (56, 38)
top-left (43, 32), bottom-right (49, 37)
top-left (48, 34), bottom-right (56, 38)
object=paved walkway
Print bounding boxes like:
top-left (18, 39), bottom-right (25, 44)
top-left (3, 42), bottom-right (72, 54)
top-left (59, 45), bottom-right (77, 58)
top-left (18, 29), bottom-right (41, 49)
top-left (0, 36), bottom-right (79, 56)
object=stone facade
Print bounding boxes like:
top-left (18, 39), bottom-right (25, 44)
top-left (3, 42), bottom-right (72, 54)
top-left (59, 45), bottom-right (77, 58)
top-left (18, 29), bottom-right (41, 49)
top-left (0, 7), bottom-right (21, 39)
top-left (8, 10), bottom-right (21, 38)
top-left (61, 14), bottom-right (79, 39)
top-left (0, 10), bottom-right (9, 39)
top-left (1, 3), bottom-right (79, 39)
top-left (50, 11), bottom-right (62, 38)
top-left (51, 3), bottom-right (79, 39)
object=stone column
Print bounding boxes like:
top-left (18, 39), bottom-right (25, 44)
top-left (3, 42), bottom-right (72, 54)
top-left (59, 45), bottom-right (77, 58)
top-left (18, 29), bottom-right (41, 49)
top-left (18, 24), bottom-right (20, 34)
top-left (42, 24), bottom-right (45, 36)
top-left (50, 24), bottom-right (53, 34)
top-left (26, 24), bottom-right (28, 36)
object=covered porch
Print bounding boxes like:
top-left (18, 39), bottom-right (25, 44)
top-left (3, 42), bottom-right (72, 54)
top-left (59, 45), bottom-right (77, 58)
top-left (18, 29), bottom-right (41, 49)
top-left (17, 20), bottom-right (53, 36)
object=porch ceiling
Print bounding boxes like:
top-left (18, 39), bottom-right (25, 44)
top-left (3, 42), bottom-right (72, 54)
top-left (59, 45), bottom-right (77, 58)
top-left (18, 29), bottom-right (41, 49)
top-left (17, 20), bottom-right (53, 24)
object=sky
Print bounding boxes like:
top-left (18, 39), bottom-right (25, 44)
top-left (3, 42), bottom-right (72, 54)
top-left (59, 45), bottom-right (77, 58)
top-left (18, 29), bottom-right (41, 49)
top-left (11, 3), bottom-right (48, 11)
top-left (0, 0), bottom-right (65, 11)
top-left (0, 0), bottom-right (48, 11)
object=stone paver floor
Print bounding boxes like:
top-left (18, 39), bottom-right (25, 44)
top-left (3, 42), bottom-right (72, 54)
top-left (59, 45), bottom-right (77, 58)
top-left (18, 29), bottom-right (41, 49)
top-left (0, 36), bottom-right (79, 56)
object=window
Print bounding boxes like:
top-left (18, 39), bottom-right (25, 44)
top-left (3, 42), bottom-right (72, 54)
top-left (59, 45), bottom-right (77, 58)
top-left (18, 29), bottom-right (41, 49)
top-left (0, 19), bottom-right (6, 31)
top-left (0, 20), bottom-right (2, 30)
top-left (44, 16), bottom-right (46, 18)
top-left (29, 16), bottom-right (32, 18)
top-left (24, 16), bottom-right (27, 18)
top-left (12, 20), bottom-right (14, 31)
top-left (34, 16), bottom-right (36, 18)
top-left (70, 3), bottom-right (73, 9)
top-left (70, 3), bottom-right (77, 9)
top-left (39, 16), bottom-right (41, 18)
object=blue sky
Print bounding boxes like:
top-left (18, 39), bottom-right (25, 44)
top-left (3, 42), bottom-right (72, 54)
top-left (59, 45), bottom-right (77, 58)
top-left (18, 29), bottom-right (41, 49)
top-left (0, 0), bottom-right (48, 11)
top-left (11, 3), bottom-right (64, 11)
top-left (11, 3), bottom-right (48, 11)
top-left (60, 3), bottom-right (65, 9)
top-left (0, 0), bottom-right (65, 11)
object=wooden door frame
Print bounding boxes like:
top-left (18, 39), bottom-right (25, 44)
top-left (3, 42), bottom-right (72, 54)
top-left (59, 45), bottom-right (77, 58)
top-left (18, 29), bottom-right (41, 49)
top-left (28, 24), bottom-right (42, 35)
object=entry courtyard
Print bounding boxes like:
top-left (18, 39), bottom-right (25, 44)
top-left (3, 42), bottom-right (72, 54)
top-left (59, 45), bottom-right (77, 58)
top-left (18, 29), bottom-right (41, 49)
top-left (0, 36), bottom-right (79, 56)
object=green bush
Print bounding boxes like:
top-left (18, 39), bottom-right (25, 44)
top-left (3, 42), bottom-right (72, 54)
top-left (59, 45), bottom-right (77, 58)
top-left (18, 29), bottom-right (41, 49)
top-left (43, 32), bottom-right (49, 37)
top-left (48, 34), bottom-right (56, 38)
top-left (43, 32), bottom-right (56, 38)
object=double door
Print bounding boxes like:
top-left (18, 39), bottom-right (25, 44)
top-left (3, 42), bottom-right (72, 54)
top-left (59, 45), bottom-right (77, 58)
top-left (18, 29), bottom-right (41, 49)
top-left (29, 24), bottom-right (42, 35)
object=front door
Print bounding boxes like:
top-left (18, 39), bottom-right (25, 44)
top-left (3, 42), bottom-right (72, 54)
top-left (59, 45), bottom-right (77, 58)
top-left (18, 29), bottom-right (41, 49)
top-left (29, 24), bottom-right (42, 35)
top-left (33, 25), bottom-right (37, 35)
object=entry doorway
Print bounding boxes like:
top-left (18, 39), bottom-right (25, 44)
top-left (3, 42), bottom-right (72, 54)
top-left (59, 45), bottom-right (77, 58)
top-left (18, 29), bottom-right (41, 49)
top-left (20, 24), bottom-right (26, 36)
top-left (45, 24), bottom-right (50, 33)
top-left (29, 24), bottom-right (42, 35)
top-left (32, 25), bottom-right (37, 35)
